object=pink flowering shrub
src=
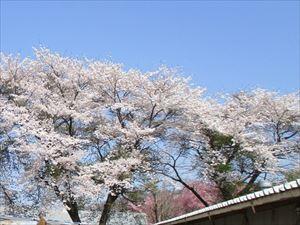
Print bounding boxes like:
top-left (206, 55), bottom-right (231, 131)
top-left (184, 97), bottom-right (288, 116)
top-left (128, 181), bottom-right (222, 224)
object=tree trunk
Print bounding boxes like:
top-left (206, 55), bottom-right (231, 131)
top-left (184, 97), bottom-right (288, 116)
top-left (50, 183), bottom-right (81, 223)
top-left (152, 192), bottom-right (159, 223)
top-left (184, 184), bottom-right (209, 207)
top-left (99, 193), bottom-right (118, 225)
top-left (66, 200), bottom-right (81, 223)
top-left (0, 183), bottom-right (14, 205)
top-left (161, 171), bottom-right (209, 207)
top-left (236, 171), bottom-right (261, 196)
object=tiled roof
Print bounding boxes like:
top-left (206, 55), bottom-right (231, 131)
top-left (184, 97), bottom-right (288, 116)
top-left (155, 179), bottom-right (300, 225)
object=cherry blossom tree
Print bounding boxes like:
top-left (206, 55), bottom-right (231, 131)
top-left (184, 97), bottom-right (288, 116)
top-left (155, 88), bottom-right (299, 203)
top-left (0, 48), bottom-right (206, 224)
top-left (1, 48), bottom-right (299, 224)
top-left (85, 60), bottom-right (205, 225)
top-left (183, 89), bottom-right (300, 199)
top-left (0, 50), bottom-right (145, 223)
top-left (0, 53), bottom-right (35, 214)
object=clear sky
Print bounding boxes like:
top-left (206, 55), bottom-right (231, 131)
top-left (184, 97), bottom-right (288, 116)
top-left (1, 0), bottom-right (299, 95)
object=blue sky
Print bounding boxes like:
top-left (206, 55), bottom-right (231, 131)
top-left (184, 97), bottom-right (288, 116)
top-left (1, 1), bottom-right (299, 95)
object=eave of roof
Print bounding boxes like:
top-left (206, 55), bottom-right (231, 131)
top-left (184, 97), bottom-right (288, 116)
top-left (155, 179), bottom-right (300, 225)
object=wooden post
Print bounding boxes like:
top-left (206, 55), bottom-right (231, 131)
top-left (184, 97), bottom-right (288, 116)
top-left (37, 215), bottom-right (47, 225)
